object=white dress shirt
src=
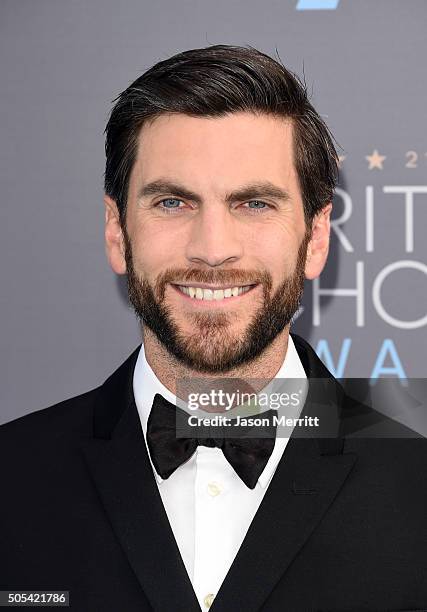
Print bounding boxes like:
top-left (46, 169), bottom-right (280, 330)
top-left (133, 334), bottom-right (307, 610)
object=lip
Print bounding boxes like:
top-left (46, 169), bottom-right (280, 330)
top-left (171, 282), bottom-right (257, 290)
top-left (170, 283), bottom-right (259, 306)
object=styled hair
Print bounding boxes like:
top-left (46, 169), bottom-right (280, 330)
top-left (104, 44), bottom-right (339, 225)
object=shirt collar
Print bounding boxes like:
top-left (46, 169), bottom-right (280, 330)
top-left (133, 333), bottom-right (307, 488)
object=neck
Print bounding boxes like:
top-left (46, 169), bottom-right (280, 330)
top-left (142, 325), bottom-right (291, 399)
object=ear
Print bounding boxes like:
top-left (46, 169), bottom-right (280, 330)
top-left (305, 203), bottom-right (332, 280)
top-left (104, 195), bottom-right (127, 275)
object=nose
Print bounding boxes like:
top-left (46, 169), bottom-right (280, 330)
top-left (185, 202), bottom-right (244, 267)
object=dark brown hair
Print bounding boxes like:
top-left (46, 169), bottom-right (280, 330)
top-left (104, 45), bottom-right (338, 225)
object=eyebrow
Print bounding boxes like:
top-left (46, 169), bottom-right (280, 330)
top-left (137, 179), bottom-right (291, 205)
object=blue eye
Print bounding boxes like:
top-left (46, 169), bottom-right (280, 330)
top-left (159, 198), bottom-right (183, 209)
top-left (242, 200), bottom-right (271, 213)
top-left (247, 200), bottom-right (267, 209)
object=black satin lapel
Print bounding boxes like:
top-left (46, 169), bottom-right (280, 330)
top-left (80, 347), bottom-right (200, 612)
top-left (81, 401), bottom-right (200, 612)
top-left (210, 435), bottom-right (357, 612)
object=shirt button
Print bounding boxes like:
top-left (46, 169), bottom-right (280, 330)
top-left (207, 481), bottom-right (222, 497)
top-left (203, 593), bottom-right (215, 608)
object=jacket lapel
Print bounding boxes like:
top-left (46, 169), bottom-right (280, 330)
top-left (80, 346), bottom-right (200, 612)
top-left (210, 437), bottom-right (356, 612)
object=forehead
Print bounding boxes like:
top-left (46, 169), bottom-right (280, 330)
top-left (131, 112), bottom-right (297, 192)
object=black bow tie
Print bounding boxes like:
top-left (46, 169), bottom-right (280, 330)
top-left (146, 393), bottom-right (277, 490)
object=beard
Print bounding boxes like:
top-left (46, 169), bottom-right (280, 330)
top-left (123, 227), bottom-right (311, 374)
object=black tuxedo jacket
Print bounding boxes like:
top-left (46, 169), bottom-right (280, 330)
top-left (1, 334), bottom-right (427, 611)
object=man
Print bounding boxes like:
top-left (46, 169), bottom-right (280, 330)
top-left (1, 45), bottom-right (426, 611)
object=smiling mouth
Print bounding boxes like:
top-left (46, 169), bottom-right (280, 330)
top-left (171, 283), bottom-right (258, 302)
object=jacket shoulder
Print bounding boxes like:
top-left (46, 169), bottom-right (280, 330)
top-left (0, 387), bottom-right (99, 444)
top-left (0, 345), bottom-right (141, 446)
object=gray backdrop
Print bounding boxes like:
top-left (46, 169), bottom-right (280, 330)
top-left (1, 0), bottom-right (426, 425)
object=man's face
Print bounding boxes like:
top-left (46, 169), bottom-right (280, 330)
top-left (112, 112), bottom-right (321, 373)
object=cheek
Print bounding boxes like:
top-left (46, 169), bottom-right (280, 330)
top-left (130, 224), bottom-right (187, 277)
top-left (133, 243), bottom-right (167, 277)
top-left (248, 225), bottom-right (300, 271)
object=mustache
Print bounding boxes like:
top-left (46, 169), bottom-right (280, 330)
top-left (154, 267), bottom-right (273, 298)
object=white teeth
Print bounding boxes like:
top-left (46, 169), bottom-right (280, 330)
top-left (177, 285), bottom-right (253, 300)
